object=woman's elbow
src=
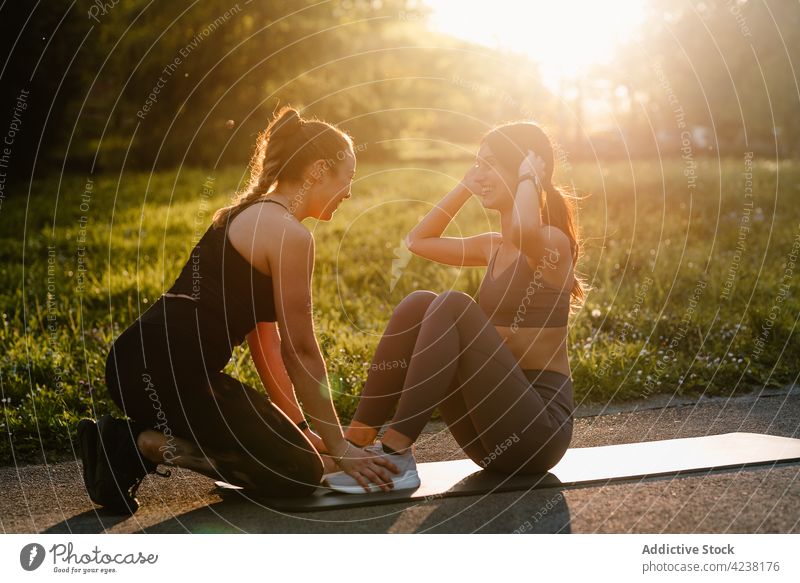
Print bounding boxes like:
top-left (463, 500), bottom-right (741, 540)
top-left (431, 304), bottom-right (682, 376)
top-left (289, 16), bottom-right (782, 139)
top-left (404, 234), bottom-right (426, 257)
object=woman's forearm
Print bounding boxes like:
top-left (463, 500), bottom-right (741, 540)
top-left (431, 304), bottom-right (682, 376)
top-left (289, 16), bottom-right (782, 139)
top-left (510, 178), bottom-right (543, 244)
top-left (247, 326), bottom-right (304, 423)
top-left (406, 182), bottom-right (472, 244)
top-left (260, 366), bottom-right (304, 424)
top-left (282, 350), bottom-right (348, 457)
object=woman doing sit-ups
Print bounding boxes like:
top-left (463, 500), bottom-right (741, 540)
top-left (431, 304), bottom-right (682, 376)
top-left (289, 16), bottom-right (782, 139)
top-left (325, 121), bottom-right (589, 493)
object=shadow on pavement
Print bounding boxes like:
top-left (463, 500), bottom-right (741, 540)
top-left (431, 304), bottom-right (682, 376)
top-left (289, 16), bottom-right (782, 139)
top-left (137, 495), bottom-right (403, 533)
top-left (134, 485), bottom-right (574, 534)
top-left (43, 509), bottom-right (131, 534)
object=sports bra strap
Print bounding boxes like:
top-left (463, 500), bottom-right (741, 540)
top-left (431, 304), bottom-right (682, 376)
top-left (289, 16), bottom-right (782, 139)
top-left (230, 197), bottom-right (290, 220)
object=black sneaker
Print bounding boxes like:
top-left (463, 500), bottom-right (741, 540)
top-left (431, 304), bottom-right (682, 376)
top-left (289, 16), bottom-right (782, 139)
top-left (77, 415), bottom-right (167, 515)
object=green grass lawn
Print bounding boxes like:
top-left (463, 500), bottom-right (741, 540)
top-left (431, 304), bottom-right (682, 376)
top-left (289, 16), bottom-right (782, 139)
top-left (2, 158), bottom-right (799, 463)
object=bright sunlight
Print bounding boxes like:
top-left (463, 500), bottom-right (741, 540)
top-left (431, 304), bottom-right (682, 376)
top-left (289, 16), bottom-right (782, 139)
top-left (425, 0), bottom-right (646, 89)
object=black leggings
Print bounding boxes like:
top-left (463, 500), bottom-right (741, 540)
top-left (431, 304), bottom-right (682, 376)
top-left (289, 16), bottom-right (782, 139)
top-left (104, 296), bottom-right (323, 497)
top-left (352, 290), bottom-right (574, 474)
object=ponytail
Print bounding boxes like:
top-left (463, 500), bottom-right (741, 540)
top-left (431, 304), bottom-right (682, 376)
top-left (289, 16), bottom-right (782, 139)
top-left (212, 106), bottom-right (352, 228)
top-left (541, 181), bottom-right (589, 315)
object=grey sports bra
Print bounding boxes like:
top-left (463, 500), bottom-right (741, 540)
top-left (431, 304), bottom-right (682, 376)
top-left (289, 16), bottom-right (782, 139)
top-left (477, 243), bottom-right (571, 328)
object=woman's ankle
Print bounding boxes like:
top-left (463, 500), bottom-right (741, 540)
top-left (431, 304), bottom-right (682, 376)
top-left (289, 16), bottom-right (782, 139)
top-left (380, 428), bottom-right (414, 454)
top-left (344, 423), bottom-right (378, 447)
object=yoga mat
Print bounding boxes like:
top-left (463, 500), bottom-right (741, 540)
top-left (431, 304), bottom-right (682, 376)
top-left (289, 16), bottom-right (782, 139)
top-left (213, 432), bottom-right (800, 512)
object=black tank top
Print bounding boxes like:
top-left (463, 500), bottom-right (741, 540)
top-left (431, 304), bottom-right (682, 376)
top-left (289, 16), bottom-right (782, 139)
top-left (141, 199), bottom-right (283, 356)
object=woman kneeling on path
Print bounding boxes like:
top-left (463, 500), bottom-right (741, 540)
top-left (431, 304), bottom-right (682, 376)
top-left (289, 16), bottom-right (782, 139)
top-left (78, 107), bottom-right (399, 514)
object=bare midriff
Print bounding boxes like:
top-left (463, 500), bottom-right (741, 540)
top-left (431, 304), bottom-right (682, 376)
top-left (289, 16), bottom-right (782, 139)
top-left (495, 324), bottom-right (571, 377)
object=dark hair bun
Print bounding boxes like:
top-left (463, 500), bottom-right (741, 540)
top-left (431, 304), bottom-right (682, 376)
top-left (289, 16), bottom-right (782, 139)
top-left (270, 106), bottom-right (303, 138)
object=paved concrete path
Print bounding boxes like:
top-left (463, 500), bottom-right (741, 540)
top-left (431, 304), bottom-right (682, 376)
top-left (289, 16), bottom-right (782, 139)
top-left (2, 388), bottom-right (798, 533)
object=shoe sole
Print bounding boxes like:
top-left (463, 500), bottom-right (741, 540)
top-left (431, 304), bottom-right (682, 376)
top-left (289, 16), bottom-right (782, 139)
top-left (324, 470), bottom-right (421, 495)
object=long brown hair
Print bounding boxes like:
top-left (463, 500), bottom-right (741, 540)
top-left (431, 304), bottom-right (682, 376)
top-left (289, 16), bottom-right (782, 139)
top-left (482, 121), bottom-right (589, 314)
top-left (212, 106), bottom-right (353, 228)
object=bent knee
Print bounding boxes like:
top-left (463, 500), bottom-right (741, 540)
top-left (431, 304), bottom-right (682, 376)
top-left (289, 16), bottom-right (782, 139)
top-left (430, 289), bottom-right (476, 314)
top-left (394, 290), bottom-right (438, 317)
top-left (289, 453), bottom-right (324, 495)
top-left (246, 450), bottom-right (323, 497)
top-left (402, 290), bottom-right (438, 305)
top-left (291, 443), bottom-right (325, 485)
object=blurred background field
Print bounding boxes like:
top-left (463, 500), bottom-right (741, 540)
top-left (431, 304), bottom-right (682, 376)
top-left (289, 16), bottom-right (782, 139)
top-left (1, 0), bottom-right (799, 462)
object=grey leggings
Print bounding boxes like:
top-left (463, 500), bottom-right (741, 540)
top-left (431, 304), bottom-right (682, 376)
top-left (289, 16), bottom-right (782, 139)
top-left (352, 290), bottom-right (574, 475)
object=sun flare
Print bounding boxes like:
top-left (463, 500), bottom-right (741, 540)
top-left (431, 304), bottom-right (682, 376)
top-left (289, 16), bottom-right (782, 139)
top-left (426, 0), bottom-right (646, 89)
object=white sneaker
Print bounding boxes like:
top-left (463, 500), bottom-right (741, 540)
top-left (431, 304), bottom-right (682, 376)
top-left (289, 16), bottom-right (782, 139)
top-left (323, 441), bottom-right (420, 494)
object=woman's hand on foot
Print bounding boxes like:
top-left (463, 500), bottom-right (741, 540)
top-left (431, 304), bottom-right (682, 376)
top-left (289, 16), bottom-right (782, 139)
top-left (338, 446), bottom-right (400, 493)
